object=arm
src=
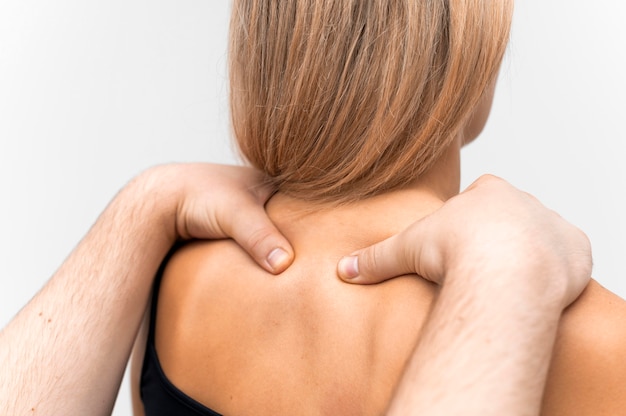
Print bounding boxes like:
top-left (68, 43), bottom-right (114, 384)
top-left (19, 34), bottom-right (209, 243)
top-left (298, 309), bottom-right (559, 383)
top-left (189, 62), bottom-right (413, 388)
top-left (385, 263), bottom-right (567, 416)
top-left (0, 164), bottom-right (294, 416)
top-left (338, 175), bottom-right (592, 415)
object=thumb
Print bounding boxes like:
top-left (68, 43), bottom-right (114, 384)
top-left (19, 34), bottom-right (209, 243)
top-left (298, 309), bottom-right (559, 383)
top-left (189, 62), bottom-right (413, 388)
top-left (226, 201), bottom-right (294, 274)
top-left (337, 217), bottom-right (442, 285)
top-left (337, 232), bottom-right (416, 284)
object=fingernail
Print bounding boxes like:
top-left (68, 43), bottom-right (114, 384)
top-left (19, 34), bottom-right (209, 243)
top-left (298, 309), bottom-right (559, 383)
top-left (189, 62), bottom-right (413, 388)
top-left (338, 256), bottom-right (359, 279)
top-left (267, 247), bottom-right (290, 273)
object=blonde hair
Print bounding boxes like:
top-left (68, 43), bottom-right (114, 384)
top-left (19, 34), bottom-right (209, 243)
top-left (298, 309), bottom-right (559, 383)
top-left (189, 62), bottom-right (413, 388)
top-left (230, 0), bottom-right (513, 203)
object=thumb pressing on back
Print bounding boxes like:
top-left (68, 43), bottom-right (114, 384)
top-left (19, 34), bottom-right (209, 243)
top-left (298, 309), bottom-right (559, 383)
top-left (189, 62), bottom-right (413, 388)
top-left (337, 215), bottom-right (444, 285)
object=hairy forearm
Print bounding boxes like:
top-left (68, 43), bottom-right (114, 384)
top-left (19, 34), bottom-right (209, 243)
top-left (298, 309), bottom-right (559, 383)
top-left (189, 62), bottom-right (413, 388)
top-left (339, 176), bottom-right (591, 415)
top-left (387, 267), bottom-right (562, 416)
top-left (0, 171), bottom-right (177, 416)
top-left (0, 163), bottom-right (295, 416)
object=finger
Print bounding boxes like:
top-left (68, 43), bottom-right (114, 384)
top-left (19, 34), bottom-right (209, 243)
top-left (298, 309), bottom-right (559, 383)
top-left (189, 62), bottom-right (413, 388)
top-left (226, 200), bottom-right (294, 274)
top-left (335, 238), bottom-right (411, 285)
top-left (337, 216), bottom-right (444, 285)
top-left (462, 173), bottom-right (504, 193)
top-left (337, 233), bottom-right (416, 284)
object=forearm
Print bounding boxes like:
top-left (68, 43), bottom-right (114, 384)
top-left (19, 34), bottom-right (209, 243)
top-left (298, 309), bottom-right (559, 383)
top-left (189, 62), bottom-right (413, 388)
top-left (0, 170), bottom-right (177, 416)
top-left (387, 269), bottom-right (562, 416)
top-left (339, 176), bottom-right (591, 415)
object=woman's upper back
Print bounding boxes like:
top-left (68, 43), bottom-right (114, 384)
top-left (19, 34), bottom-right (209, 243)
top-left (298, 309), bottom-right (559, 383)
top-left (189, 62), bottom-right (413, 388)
top-left (152, 191), bottom-right (440, 415)
top-left (139, 190), bottom-right (626, 416)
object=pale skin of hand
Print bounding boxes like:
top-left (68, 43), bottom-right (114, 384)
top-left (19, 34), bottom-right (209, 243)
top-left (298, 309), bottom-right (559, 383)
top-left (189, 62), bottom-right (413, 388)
top-left (338, 175), bottom-right (593, 416)
top-left (0, 163), bottom-right (294, 416)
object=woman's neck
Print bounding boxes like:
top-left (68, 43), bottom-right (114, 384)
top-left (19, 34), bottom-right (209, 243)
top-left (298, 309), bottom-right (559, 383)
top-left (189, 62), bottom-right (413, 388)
top-left (265, 137), bottom-right (462, 255)
top-left (408, 133), bottom-right (462, 201)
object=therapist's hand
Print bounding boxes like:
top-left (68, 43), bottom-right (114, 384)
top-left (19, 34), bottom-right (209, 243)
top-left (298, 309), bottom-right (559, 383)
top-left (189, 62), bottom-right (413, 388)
top-left (338, 174), bottom-right (592, 308)
top-left (0, 163), bottom-right (295, 416)
top-left (140, 163), bottom-right (294, 274)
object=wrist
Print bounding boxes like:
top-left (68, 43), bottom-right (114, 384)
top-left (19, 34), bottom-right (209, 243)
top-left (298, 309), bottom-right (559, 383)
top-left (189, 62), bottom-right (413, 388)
top-left (119, 165), bottom-right (181, 246)
top-left (447, 258), bottom-right (567, 316)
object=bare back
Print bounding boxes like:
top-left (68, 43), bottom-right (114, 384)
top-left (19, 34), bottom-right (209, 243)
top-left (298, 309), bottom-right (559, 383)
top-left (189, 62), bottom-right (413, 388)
top-left (132, 191), bottom-right (626, 415)
top-left (152, 192), bottom-right (438, 415)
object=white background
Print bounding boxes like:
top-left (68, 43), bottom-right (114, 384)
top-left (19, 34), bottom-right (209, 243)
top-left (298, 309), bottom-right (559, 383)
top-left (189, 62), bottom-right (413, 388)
top-left (0, 2), bottom-right (624, 415)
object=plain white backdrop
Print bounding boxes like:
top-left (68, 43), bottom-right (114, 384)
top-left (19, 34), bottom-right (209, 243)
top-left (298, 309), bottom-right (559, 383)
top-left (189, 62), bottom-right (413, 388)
top-left (0, 2), bottom-right (624, 415)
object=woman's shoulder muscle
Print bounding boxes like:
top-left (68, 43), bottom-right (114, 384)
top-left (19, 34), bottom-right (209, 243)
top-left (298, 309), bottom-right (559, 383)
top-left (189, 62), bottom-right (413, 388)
top-left (153, 238), bottom-right (435, 415)
top-left (542, 279), bottom-right (626, 415)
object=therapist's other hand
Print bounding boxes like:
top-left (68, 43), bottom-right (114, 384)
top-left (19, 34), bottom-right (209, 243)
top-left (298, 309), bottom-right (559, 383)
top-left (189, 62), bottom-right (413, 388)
top-left (140, 164), bottom-right (294, 274)
top-left (338, 175), bottom-right (592, 308)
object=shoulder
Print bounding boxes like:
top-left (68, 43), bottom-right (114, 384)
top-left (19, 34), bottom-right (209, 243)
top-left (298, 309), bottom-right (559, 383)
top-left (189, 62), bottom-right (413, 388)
top-left (159, 239), bottom-right (254, 303)
top-left (542, 279), bottom-right (626, 415)
top-left (155, 238), bottom-right (263, 342)
top-left (152, 239), bottom-right (269, 409)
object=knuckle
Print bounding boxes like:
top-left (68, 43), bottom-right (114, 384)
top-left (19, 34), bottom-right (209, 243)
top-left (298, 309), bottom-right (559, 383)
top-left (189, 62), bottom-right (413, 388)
top-left (243, 226), bottom-right (274, 255)
top-left (360, 245), bottom-right (385, 277)
top-left (477, 173), bottom-right (503, 186)
top-left (478, 173), bottom-right (497, 182)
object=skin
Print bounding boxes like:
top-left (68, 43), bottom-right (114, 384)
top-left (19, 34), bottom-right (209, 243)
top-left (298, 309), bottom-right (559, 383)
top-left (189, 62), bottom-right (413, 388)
top-left (132, 186), bottom-right (445, 415)
top-left (0, 164), bottom-right (295, 416)
top-left (339, 175), bottom-right (615, 415)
